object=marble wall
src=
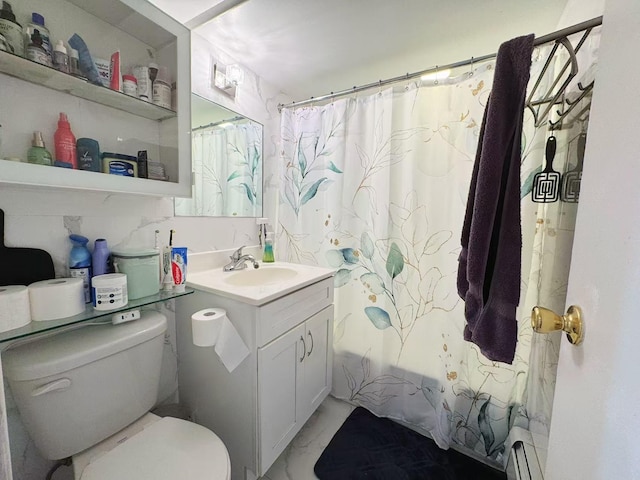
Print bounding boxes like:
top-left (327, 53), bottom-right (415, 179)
top-left (0, 31), bottom-right (290, 480)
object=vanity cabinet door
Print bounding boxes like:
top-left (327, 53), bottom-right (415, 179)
top-left (258, 323), bottom-right (306, 473)
top-left (300, 305), bottom-right (334, 417)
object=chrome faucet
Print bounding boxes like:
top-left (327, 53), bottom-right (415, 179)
top-left (223, 246), bottom-right (260, 272)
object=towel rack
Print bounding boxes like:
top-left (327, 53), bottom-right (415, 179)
top-left (526, 26), bottom-right (598, 129)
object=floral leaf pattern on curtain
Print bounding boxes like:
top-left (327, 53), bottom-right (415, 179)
top-left (282, 111), bottom-right (347, 215)
top-left (175, 121), bottom-right (262, 216)
top-left (278, 54), bottom-right (589, 462)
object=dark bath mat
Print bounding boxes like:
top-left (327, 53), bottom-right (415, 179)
top-left (314, 407), bottom-right (506, 480)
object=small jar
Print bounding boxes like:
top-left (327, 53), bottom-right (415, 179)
top-left (69, 48), bottom-right (83, 77)
top-left (133, 65), bottom-right (150, 102)
top-left (52, 39), bottom-right (69, 74)
top-left (122, 75), bottom-right (137, 96)
top-left (152, 66), bottom-right (172, 109)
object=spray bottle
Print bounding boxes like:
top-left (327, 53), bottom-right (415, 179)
top-left (54, 112), bottom-right (78, 169)
top-left (69, 234), bottom-right (92, 303)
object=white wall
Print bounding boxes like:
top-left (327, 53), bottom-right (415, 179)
top-left (545, 0), bottom-right (640, 478)
top-left (0, 29), bottom-right (289, 480)
top-left (556, 0), bottom-right (605, 28)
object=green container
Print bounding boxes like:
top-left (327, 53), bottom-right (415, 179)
top-left (111, 248), bottom-right (159, 300)
top-left (27, 132), bottom-right (53, 166)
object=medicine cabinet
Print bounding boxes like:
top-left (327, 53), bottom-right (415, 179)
top-left (0, 0), bottom-right (191, 197)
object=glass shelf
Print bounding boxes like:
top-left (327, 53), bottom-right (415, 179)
top-left (0, 288), bottom-right (193, 345)
top-left (0, 51), bottom-right (177, 122)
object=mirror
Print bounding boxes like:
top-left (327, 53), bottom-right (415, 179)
top-left (174, 93), bottom-right (263, 217)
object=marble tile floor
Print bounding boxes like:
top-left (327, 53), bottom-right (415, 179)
top-left (262, 395), bottom-right (356, 480)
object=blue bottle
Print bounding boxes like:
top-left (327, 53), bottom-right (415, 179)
top-left (69, 234), bottom-right (92, 303)
top-left (92, 238), bottom-right (110, 277)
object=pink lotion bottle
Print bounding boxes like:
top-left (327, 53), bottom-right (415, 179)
top-left (54, 113), bottom-right (78, 169)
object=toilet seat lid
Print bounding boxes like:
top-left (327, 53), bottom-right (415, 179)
top-left (80, 417), bottom-right (230, 480)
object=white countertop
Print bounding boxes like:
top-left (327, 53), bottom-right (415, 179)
top-left (186, 249), bottom-right (335, 306)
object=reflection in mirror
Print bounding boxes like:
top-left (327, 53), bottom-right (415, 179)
top-left (175, 94), bottom-right (263, 217)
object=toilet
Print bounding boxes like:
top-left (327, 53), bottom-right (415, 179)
top-left (3, 311), bottom-right (231, 479)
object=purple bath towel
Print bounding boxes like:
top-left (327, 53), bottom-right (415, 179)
top-left (457, 34), bottom-right (534, 364)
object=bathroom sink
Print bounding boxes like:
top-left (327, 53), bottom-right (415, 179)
top-left (223, 266), bottom-right (298, 287)
top-left (187, 250), bottom-right (335, 306)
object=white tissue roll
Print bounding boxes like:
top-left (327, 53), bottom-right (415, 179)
top-left (191, 308), bottom-right (226, 347)
top-left (191, 308), bottom-right (250, 372)
top-left (0, 285), bottom-right (31, 333)
top-left (29, 278), bottom-right (85, 321)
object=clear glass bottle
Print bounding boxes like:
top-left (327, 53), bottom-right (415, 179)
top-left (0, 1), bottom-right (23, 57)
top-left (25, 29), bottom-right (48, 66)
top-left (53, 39), bottom-right (69, 74)
top-left (24, 13), bottom-right (51, 65)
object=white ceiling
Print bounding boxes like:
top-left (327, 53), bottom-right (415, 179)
top-left (149, 0), bottom-right (225, 24)
top-left (151, 0), bottom-right (570, 101)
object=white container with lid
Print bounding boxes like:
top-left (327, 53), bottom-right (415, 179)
top-left (112, 248), bottom-right (160, 300)
top-left (122, 74), bottom-right (137, 96)
top-left (92, 273), bottom-right (127, 310)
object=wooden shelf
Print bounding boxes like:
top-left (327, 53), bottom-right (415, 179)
top-left (0, 51), bottom-right (176, 122)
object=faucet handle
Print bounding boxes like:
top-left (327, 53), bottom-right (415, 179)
top-left (230, 245), bottom-right (246, 261)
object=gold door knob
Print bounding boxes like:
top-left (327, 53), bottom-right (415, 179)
top-left (531, 305), bottom-right (584, 345)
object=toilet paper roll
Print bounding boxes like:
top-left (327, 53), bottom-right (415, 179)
top-left (29, 278), bottom-right (86, 321)
top-left (0, 285), bottom-right (31, 333)
top-left (191, 308), bottom-right (250, 373)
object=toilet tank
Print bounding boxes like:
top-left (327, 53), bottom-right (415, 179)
top-left (3, 311), bottom-right (167, 460)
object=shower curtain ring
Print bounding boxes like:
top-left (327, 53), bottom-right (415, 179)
top-left (469, 57), bottom-right (474, 78)
top-left (435, 65), bottom-right (439, 85)
top-left (378, 80), bottom-right (383, 97)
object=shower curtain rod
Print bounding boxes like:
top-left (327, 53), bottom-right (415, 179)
top-left (192, 115), bottom-right (246, 131)
top-left (278, 15), bottom-right (603, 111)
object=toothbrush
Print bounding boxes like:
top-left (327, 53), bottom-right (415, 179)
top-left (162, 229), bottom-right (176, 291)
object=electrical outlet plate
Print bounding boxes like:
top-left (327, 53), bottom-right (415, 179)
top-left (112, 309), bottom-right (141, 325)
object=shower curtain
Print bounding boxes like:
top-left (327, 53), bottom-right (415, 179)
top-left (278, 52), bottom-right (590, 461)
top-left (175, 121), bottom-right (262, 216)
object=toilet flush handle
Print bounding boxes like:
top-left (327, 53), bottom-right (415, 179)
top-left (31, 378), bottom-right (72, 397)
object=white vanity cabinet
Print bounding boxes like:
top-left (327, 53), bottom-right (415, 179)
top-left (258, 304), bottom-right (333, 473)
top-left (176, 276), bottom-right (334, 480)
top-left (0, 0), bottom-right (191, 197)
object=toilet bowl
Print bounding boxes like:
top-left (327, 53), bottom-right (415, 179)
top-left (74, 413), bottom-right (230, 480)
top-left (3, 311), bottom-right (230, 479)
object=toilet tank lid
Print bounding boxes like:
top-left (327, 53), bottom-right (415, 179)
top-left (3, 311), bottom-right (167, 381)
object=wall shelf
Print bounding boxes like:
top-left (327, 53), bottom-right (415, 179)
top-left (0, 158), bottom-right (188, 197)
top-left (0, 0), bottom-right (192, 199)
top-left (0, 288), bottom-right (193, 345)
top-left (0, 52), bottom-right (176, 122)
